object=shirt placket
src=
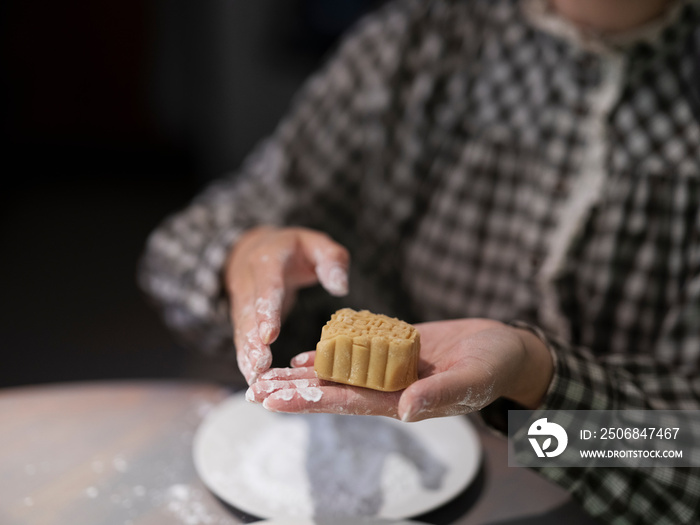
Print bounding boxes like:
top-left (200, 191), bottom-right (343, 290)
top-left (537, 49), bottom-right (627, 339)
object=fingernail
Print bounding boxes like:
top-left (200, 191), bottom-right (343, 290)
top-left (245, 387), bottom-right (257, 403)
top-left (253, 351), bottom-right (273, 372)
top-left (260, 369), bottom-right (276, 380)
top-left (258, 380), bottom-right (278, 394)
top-left (259, 321), bottom-right (275, 344)
top-left (317, 263), bottom-right (348, 296)
top-left (401, 399), bottom-right (423, 422)
top-left (292, 353), bottom-right (310, 366)
top-left (401, 404), bottom-right (414, 422)
top-left (271, 389), bottom-right (295, 402)
top-left (247, 371), bottom-right (259, 385)
top-left (327, 265), bottom-right (348, 295)
top-left (262, 389), bottom-right (295, 411)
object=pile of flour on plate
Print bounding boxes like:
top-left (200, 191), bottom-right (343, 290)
top-left (209, 413), bottom-right (447, 518)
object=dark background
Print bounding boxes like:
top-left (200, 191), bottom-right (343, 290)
top-left (1, 0), bottom-right (385, 389)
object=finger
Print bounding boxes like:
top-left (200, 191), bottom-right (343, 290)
top-left (235, 327), bottom-right (272, 384)
top-left (233, 294), bottom-right (273, 384)
top-left (398, 368), bottom-right (495, 422)
top-left (236, 349), bottom-right (256, 386)
top-left (254, 286), bottom-right (285, 345)
top-left (298, 231), bottom-right (350, 296)
top-left (262, 384), bottom-right (401, 418)
top-left (258, 366), bottom-right (316, 381)
top-left (290, 351), bottom-right (316, 368)
top-left (248, 247), bottom-right (290, 345)
top-left (231, 268), bottom-right (260, 384)
top-left (246, 377), bottom-right (323, 403)
top-left (244, 326), bottom-right (274, 377)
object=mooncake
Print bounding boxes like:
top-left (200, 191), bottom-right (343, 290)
top-left (314, 308), bottom-right (420, 392)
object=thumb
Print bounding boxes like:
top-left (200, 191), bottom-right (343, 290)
top-left (398, 368), bottom-right (496, 422)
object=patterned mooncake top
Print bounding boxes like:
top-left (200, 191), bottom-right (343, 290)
top-left (320, 308), bottom-right (417, 342)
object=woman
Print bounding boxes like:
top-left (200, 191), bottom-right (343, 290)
top-left (140, 0), bottom-right (700, 522)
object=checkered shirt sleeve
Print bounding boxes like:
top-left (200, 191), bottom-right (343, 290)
top-left (139, 1), bottom-right (700, 523)
top-left (497, 316), bottom-right (700, 524)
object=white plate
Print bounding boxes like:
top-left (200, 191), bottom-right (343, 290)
top-left (193, 393), bottom-right (481, 520)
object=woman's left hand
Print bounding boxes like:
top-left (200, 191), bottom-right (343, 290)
top-left (246, 318), bottom-right (554, 421)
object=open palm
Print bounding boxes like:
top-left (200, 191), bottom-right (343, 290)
top-left (247, 318), bottom-right (541, 421)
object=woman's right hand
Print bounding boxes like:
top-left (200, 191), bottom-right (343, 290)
top-left (225, 226), bottom-right (350, 384)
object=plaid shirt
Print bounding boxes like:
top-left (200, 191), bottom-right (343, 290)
top-left (139, 0), bottom-right (700, 523)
